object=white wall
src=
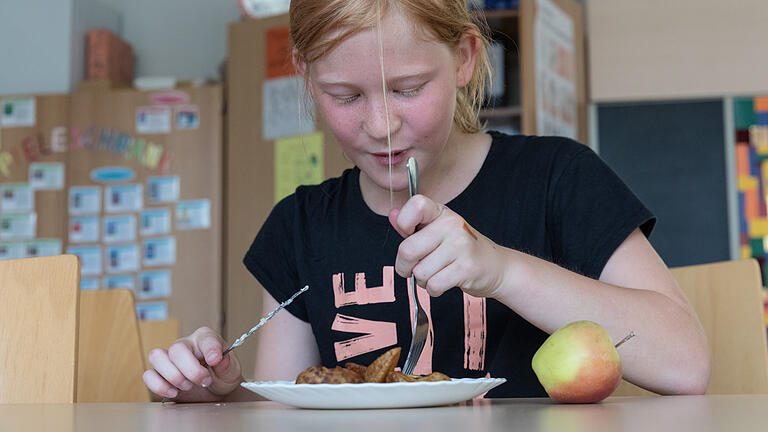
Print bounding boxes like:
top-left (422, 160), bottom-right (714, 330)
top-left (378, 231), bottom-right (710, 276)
top-left (0, 0), bottom-right (73, 94)
top-left (0, 0), bottom-right (120, 95)
top-left (0, 0), bottom-right (240, 95)
top-left (98, 0), bottom-right (241, 81)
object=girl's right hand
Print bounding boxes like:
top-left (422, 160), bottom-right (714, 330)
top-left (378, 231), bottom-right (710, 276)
top-left (143, 326), bottom-right (244, 402)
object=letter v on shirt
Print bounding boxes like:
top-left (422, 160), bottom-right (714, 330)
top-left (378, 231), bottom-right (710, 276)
top-left (331, 266), bottom-right (487, 375)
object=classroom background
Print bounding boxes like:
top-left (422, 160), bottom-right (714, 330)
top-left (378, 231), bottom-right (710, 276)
top-left (1, 0), bottom-right (767, 402)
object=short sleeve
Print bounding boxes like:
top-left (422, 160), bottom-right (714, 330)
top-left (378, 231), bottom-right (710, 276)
top-left (548, 144), bottom-right (656, 279)
top-left (243, 195), bottom-right (309, 322)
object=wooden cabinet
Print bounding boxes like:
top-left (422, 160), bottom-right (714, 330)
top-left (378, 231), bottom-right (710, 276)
top-left (480, 0), bottom-right (587, 144)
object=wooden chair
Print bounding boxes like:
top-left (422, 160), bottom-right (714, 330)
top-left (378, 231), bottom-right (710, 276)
top-left (76, 289), bottom-right (150, 402)
top-left (138, 318), bottom-right (180, 371)
top-left (0, 255), bottom-right (81, 403)
top-left (613, 259), bottom-right (768, 396)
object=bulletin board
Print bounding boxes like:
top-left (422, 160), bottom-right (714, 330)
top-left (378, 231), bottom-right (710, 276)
top-left (0, 95), bottom-right (69, 260)
top-left (1, 86), bottom-right (223, 337)
top-left (597, 100), bottom-right (730, 268)
top-left (66, 85), bottom-right (223, 336)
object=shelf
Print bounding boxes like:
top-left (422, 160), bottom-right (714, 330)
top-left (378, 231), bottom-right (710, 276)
top-left (479, 9), bottom-right (519, 20)
top-left (479, 106), bottom-right (522, 118)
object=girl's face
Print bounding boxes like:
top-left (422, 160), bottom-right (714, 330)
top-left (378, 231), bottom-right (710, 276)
top-left (302, 8), bottom-right (475, 193)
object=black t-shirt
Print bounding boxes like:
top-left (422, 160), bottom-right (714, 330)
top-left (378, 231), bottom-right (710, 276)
top-left (244, 132), bottom-right (655, 397)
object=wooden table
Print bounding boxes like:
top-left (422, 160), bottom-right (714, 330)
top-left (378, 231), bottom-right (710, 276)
top-left (1, 395), bottom-right (767, 431)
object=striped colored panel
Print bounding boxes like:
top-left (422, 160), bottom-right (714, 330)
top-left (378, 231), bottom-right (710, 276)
top-left (737, 142), bottom-right (751, 175)
top-left (755, 96), bottom-right (768, 112)
top-left (750, 237), bottom-right (765, 256)
top-left (750, 219), bottom-right (768, 237)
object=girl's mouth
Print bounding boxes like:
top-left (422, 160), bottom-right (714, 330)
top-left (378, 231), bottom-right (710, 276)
top-left (373, 149), bottom-right (407, 166)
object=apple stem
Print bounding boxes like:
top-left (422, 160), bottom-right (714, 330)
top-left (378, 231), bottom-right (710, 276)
top-left (614, 331), bottom-right (636, 349)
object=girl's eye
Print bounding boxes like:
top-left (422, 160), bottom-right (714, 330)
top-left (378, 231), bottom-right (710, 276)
top-left (395, 85), bottom-right (424, 97)
top-left (334, 95), bottom-right (359, 105)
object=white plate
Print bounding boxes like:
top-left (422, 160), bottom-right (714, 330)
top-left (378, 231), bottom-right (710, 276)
top-left (241, 377), bottom-right (507, 409)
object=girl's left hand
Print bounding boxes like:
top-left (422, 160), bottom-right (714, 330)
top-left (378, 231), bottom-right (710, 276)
top-left (388, 194), bottom-right (509, 298)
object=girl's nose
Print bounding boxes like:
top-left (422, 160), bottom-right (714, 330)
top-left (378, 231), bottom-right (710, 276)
top-left (362, 96), bottom-right (401, 140)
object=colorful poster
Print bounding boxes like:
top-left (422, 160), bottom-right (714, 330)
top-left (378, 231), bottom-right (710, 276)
top-left (25, 239), bottom-right (62, 257)
top-left (0, 213), bottom-right (36, 240)
top-left (80, 278), bottom-right (100, 291)
top-left (1, 97), bottom-right (36, 127)
top-left (29, 163), bottom-right (65, 190)
top-left (103, 215), bottom-right (137, 243)
top-left (534, 0), bottom-right (577, 139)
top-left (105, 244), bottom-right (140, 274)
top-left (103, 275), bottom-right (135, 291)
top-left (105, 184), bottom-right (143, 213)
top-left (67, 245), bottom-right (103, 276)
top-left (143, 237), bottom-right (176, 267)
top-left (176, 199), bottom-right (210, 230)
top-left (274, 132), bottom-right (324, 203)
top-left (262, 76), bottom-right (315, 140)
top-left (138, 270), bottom-right (172, 300)
top-left (174, 105), bottom-right (199, 130)
top-left (1, 183), bottom-right (34, 212)
top-left (69, 186), bottom-right (102, 215)
top-left (69, 216), bottom-right (100, 243)
top-left (265, 26), bottom-right (294, 79)
top-left (0, 241), bottom-right (26, 260)
top-left (147, 176), bottom-right (180, 203)
top-left (136, 301), bottom-right (168, 321)
top-left (136, 106), bottom-right (171, 134)
top-left (140, 208), bottom-right (171, 236)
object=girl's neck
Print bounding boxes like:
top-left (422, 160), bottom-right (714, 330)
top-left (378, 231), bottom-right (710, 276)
top-left (359, 129), bottom-right (492, 216)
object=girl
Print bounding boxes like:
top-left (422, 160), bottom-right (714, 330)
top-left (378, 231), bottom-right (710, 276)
top-left (143, 0), bottom-right (710, 401)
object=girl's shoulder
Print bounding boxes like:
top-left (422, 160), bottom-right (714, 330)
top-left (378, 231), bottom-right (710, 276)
top-left (488, 131), bottom-right (590, 159)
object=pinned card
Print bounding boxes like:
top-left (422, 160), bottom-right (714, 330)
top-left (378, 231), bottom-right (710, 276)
top-left (262, 76), bottom-right (315, 140)
top-left (176, 199), bottom-right (210, 230)
top-left (69, 186), bottom-right (102, 215)
top-left (105, 184), bottom-right (143, 213)
top-left (103, 275), bottom-right (135, 291)
top-left (147, 176), bottom-right (180, 203)
top-left (105, 244), bottom-right (140, 274)
top-left (136, 106), bottom-right (171, 134)
top-left (69, 216), bottom-right (100, 243)
top-left (138, 270), bottom-right (172, 300)
top-left (103, 215), bottom-right (137, 243)
top-left (1, 98), bottom-right (36, 127)
top-left (0, 183), bottom-right (34, 213)
top-left (25, 239), bottom-right (62, 258)
top-left (143, 237), bottom-right (176, 267)
top-left (174, 105), bottom-right (199, 130)
top-left (140, 208), bottom-right (171, 236)
top-left (274, 133), bottom-right (324, 203)
top-left (0, 213), bottom-right (37, 240)
top-left (136, 301), bottom-right (169, 321)
top-left (29, 163), bottom-right (64, 190)
top-left (0, 242), bottom-right (26, 260)
top-left (67, 246), bottom-right (103, 276)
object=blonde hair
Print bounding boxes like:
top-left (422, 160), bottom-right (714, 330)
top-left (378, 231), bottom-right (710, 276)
top-left (289, 0), bottom-right (493, 134)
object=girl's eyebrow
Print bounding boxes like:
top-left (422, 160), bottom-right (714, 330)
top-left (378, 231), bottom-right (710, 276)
top-left (316, 71), bottom-right (433, 88)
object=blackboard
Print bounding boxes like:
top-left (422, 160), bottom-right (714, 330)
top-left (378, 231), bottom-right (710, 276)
top-left (597, 100), bottom-right (730, 267)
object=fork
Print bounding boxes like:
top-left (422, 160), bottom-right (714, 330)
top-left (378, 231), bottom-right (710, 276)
top-left (401, 157), bottom-right (429, 375)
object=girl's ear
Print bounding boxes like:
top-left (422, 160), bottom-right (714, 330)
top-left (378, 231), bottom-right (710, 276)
top-left (292, 48), bottom-right (307, 77)
top-left (456, 31), bottom-right (480, 88)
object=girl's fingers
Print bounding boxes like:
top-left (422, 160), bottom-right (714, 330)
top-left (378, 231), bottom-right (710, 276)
top-left (168, 341), bottom-right (213, 387)
top-left (395, 195), bottom-right (445, 235)
top-left (198, 334), bottom-right (226, 367)
top-left (422, 259), bottom-right (464, 297)
top-left (411, 242), bottom-right (456, 291)
top-left (147, 348), bottom-right (192, 392)
top-left (142, 369), bottom-right (178, 399)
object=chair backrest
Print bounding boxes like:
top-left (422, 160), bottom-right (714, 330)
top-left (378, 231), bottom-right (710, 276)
top-left (138, 318), bottom-right (180, 371)
top-left (613, 259), bottom-right (768, 396)
top-left (76, 289), bottom-right (150, 402)
top-left (0, 255), bottom-right (81, 403)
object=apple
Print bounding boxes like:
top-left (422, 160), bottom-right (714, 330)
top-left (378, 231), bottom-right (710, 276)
top-left (531, 320), bottom-right (633, 403)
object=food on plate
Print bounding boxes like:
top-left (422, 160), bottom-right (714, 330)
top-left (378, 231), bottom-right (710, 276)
top-left (386, 371), bottom-right (451, 382)
top-left (295, 347), bottom-right (452, 384)
top-left (295, 366), bottom-right (364, 384)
